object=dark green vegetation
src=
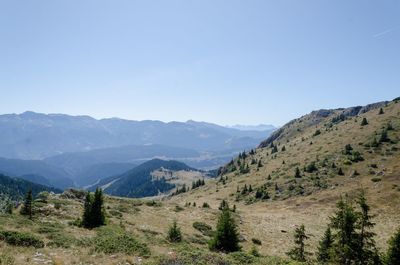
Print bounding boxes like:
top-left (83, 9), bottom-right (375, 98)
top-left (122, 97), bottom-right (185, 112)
top-left (81, 188), bottom-right (106, 228)
top-left (0, 174), bottom-right (61, 208)
top-left (94, 159), bottom-right (195, 198)
top-left (20, 189), bottom-right (33, 219)
top-left (93, 226), bottom-right (150, 256)
top-left (287, 225), bottom-right (309, 262)
top-left (287, 192), bottom-right (400, 264)
top-left (209, 205), bottom-right (240, 252)
top-left (386, 228), bottom-right (400, 265)
top-left (167, 220), bottom-right (182, 243)
top-left (0, 230), bottom-right (44, 248)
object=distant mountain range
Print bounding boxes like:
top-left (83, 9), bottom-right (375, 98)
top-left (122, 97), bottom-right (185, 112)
top-left (226, 124), bottom-right (276, 131)
top-left (0, 112), bottom-right (276, 190)
top-left (0, 112), bottom-right (275, 160)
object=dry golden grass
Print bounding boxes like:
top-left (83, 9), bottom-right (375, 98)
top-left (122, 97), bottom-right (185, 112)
top-left (0, 100), bottom-right (399, 264)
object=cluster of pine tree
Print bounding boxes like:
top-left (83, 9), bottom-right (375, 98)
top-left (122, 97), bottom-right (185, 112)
top-left (287, 192), bottom-right (400, 264)
top-left (270, 142), bottom-right (278, 154)
top-left (254, 185), bottom-right (270, 200)
top-left (369, 124), bottom-right (394, 148)
top-left (172, 183), bottom-right (188, 195)
top-left (237, 184), bottom-right (253, 195)
top-left (191, 179), bottom-right (205, 189)
top-left (82, 188), bottom-right (106, 229)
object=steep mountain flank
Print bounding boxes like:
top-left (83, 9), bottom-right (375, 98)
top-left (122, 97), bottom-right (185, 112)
top-left (173, 98), bottom-right (400, 256)
top-left (93, 159), bottom-right (206, 198)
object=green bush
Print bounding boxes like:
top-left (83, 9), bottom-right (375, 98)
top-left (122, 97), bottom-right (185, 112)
top-left (193, 221), bottom-right (213, 237)
top-left (0, 230), bottom-right (44, 248)
top-left (304, 162), bottom-right (317, 173)
top-left (47, 233), bottom-right (76, 248)
top-left (145, 200), bottom-right (161, 207)
top-left (251, 238), bottom-right (262, 245)
top-left (228, 252), bottom-right (255, 264)
top-left (93, 226), bottom-right (150, 256)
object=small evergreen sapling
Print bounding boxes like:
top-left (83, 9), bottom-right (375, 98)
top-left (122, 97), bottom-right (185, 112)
top-left (287, 224), bottom-right (309, 262)
top-left (167, 220), bottom-right (182, 243)
top-left (361, 117), bottom-right (369, 126)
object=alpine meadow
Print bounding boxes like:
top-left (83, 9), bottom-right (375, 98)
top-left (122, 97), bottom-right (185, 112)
top-left (0, 1), bottom-right (399, 265)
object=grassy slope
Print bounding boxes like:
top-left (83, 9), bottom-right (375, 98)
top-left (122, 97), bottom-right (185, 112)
top-left (170, 99), bottom-right (400, 256)
top-left (0, 100), bottom-right (399, 264)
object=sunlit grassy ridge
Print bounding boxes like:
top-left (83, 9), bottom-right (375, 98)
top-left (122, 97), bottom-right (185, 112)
top-left (0, 99), bottom-right (399, 264)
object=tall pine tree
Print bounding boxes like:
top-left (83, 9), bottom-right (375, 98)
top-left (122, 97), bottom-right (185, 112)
top-left (20, 189), bottom-right (33, 219)
top-left (92, 188), bottom-right (106, 227)
top-left (356, 191), bottom-right (378, 264)
top-left (82, 188), bottom-right (106, 228)
top-left (209, 207), bottom-right (240, 252)
top-left (82, 192), bottom-right (93, 228)
top-left (317, 227), bottom-right (333, 263)
top-left (287, 224), bottom-right (309, 262)
top-left (330, 197), bottom-right (359, 265)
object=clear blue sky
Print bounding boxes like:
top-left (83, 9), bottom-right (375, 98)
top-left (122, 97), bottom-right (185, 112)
top-left (0, 1), bottom-right (399, 126)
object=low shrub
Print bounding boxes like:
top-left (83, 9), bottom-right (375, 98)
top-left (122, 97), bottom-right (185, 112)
top-left (193, 222), bottom-right (213, 237)
top-left (46, 233), bottom-right (76, 248)
top-left (93, 226), bottom-right (150, 256)
top-left (145, 200), bottom-right (161, 207)
top-left (108, 209), bottom-right (123, 218)
top-left (0, 230), bottom-right (44, 248)
top-left (371, 177), bottom-right (382, 182)
top-left (251, 238), bottom-right (262, 245)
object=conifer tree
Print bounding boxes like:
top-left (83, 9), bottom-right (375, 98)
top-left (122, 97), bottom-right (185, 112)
top-left (295, 167), bottom-right (301, 178)
top-left (378, 108), bottom-right (384, 115)
top-left (281, 145), bottom-right (286, 152)
top-left (241, 184), bottom-right (248, 195)
top-left (82, 188), bottom-right (106, 229)
top-left (379, 129), bottom-right (390, 143)
top-left (20, 189), bottom-right (33, 219)
top-left (361, 117), bottom-right (369, 126)
top-left (287, 224), bottom-right (309, 262)
top-left (386, 227), bottom-right (400, 265)
top-left (271, 145), bottom-right (278, 154)
top-left (356, 191), bottom-right (378, 264)
top-left (167, 220), bottom-right (182, 242)
top-left (91, 188), bottom-right (106, 227)
top-left (219, 199), bottom-right (229, 211)
top-left (82, 192), bottom-right (93, 228)
top-left (338, 167), bottom-right (344, 176)
top-left (209, 207), bottom-right (240, 252)
top-left (257, 160), bottom-right (263, 168)
top-left (317, 227), bottom-right (333, 263)
top-left (330, 197), bottom-right (358, 264)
